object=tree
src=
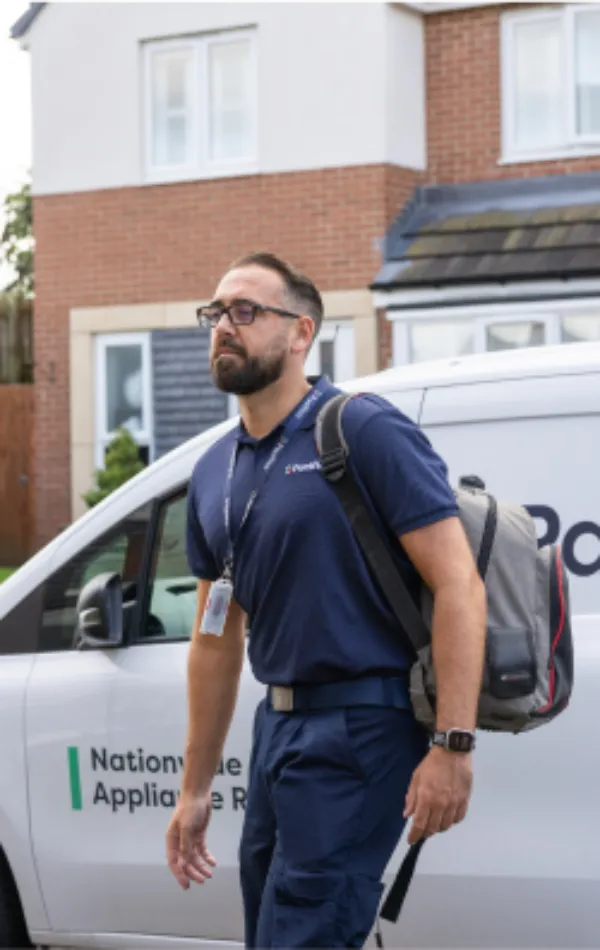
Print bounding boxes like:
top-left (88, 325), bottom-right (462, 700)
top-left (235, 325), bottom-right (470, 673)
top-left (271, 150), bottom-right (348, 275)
top-left (1, 182), bottom-right (34, 297)
top-left (83, 427), bottom-right (146, 509)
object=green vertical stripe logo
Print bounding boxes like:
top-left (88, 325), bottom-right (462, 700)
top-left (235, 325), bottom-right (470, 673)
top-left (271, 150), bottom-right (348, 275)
top-left (68, 746), bottom-right (82, 810)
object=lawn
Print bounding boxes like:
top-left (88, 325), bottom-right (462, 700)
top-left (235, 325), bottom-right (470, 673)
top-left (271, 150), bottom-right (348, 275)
top-left (0, 568), bottom-right (14, 583)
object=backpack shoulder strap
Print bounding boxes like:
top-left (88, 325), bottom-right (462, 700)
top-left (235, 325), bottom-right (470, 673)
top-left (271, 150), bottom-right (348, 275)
top-left (315, 394), bottom-right (430, 654)
top-left (316, 394), bottom-right (430, 927)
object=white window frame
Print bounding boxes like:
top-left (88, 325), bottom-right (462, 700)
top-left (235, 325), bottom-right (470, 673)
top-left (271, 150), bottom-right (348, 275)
top-left (94, 332), bottom-right (154, 469)
top-left (305, 320), bottom-right (357, 383)
top-left (501, 4), bottom-right (600, 164)
top-left (143, 38), bottom-right (200, 183)
top-left (389, 296), bottom-right (600, 366)
top-left (143, 29), bottom-right (258, 183)
top-left (476, 313), bottom-right (559, 352)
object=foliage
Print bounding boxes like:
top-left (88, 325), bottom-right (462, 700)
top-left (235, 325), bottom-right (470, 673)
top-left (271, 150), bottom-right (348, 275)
top-left (83, 427), bottom-right (146, 508)
top-left (0, 289), bottom-right (33, 383)
top-left (1, 182), bottom-right (34, 296)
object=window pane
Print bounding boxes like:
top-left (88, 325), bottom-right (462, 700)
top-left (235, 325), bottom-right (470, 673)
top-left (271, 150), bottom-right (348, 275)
top-left (320, 339), bottom-right (335, 382)
top-left (40, 504), bottom-right (153, 652)
top-left (486, 321), bottom-right (546, 351)
top-left (575, 11), bottom-right (600, 136)
top-left (409, 321), bottom-right (475, 363)
top-left (151, 49), bottom-right (192, 167)
top-left (561, 314), bottom-right (600, 343)
top-left (209, 40), bottom-right (253, 161)
top-left (166, 115), bottom-right (187, 165)
top-left (104, 344), bottom-right (144, 436)
top-left (512, 17), bottom-right (563, 150)
top-left (145, 494), bottom-right (196, 642)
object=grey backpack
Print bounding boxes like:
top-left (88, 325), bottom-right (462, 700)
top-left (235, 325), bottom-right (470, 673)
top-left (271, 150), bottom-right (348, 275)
top-left (315, 393), bottom-right (574, 736)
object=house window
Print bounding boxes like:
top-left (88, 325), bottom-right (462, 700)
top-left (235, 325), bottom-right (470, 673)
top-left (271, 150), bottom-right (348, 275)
top-left (502, 5), bottom-right (600, 160)
top-left (144, 30), bottom-right (257, 181)
top-left (409, 320), bottom-right (475, 364)
top-left (304, 321), bottom-right (356, 383)
top-left (150, 47), bottom-right (195, 169)
top-left (485, 320), bottom-right (546, 352)
top-left (561, 314), bottom-right (600, 343)
top-left (95, 333), bottom-right (153, 469)
top-left (395, 313), bottom-right (557, 365)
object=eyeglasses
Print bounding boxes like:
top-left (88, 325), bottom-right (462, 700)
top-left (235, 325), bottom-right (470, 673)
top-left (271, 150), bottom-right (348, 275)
top-left (196, 299), bottom-right (304, 330)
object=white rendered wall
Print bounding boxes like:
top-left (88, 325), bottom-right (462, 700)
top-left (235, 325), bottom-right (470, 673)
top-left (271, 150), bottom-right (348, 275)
top-left (26, 2), bottom-right (427, 195)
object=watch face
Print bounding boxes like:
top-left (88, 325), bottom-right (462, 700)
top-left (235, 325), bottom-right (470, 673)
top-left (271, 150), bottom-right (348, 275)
top-left (448, 730), bottom-right (474, 752)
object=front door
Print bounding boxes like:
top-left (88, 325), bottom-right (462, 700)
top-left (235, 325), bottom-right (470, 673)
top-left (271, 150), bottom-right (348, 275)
top-left (102, 489), bottom-right (263, 940)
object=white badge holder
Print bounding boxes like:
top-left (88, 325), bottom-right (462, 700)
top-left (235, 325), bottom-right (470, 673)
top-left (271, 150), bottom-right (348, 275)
top-left (200, 576), bottom-right (233, 636)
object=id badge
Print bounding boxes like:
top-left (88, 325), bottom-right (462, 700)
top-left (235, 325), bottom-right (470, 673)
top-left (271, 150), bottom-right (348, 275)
top-left (200, 576), bottom-right (233, 636)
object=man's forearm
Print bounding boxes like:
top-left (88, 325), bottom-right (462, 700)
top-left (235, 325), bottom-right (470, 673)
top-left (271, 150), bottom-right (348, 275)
top-left (181, 635), bottom-right (245, 797)
top-left (431, 575), bottom-right (487, 732)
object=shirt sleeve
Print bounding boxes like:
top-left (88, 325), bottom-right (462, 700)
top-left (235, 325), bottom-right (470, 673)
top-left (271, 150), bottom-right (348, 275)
top-left (342, 395), bottom-right (459, 536)
top-left (186, 477), bottom-right (220, 581)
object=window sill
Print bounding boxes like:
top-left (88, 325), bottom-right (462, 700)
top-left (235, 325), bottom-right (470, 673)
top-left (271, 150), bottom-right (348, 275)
top-left (143, 161), bottom-right (260, 187)
top-left (499, 144), bottom-right (600, 166)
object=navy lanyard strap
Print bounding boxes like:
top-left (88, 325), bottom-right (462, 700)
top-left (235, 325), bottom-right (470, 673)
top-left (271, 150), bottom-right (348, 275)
top-left (223, 378), bottom-right (331, 576)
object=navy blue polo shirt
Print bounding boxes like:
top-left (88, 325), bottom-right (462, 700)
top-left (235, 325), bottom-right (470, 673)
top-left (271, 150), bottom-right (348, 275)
top-left (186, 377), bottom-right (458, 686)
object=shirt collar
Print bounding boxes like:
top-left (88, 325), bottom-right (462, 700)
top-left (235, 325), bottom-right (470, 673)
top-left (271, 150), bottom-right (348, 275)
top-left (236, 375), bottom-right (336, 446)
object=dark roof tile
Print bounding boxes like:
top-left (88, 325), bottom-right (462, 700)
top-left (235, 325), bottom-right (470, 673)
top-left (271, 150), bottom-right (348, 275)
top-left (374, 172), bottom-right (600, 291)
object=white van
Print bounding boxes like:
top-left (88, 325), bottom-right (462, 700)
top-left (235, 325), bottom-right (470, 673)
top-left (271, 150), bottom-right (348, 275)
top-left (0, 341), bottom-right (598, 950)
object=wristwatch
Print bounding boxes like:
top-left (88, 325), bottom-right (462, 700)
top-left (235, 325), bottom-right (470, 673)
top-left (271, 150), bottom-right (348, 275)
top-left (431, 728), bottom-right (476, 753)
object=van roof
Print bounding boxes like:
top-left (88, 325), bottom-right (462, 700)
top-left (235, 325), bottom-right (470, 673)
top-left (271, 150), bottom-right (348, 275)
top-left (342, 340), bottom-right (600, 396)
top-left (123, 339), bottom-right (600, 497)
top-left (2, 339), bottom-right (599, 610)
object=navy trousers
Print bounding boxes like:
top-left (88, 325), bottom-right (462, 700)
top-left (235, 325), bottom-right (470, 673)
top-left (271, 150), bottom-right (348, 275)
top-left (239, 697), bottom-right (429, 949)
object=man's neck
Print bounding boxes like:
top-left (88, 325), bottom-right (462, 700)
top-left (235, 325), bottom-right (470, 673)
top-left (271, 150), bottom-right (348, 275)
top-left (238, 374), bottom-right (313, 440)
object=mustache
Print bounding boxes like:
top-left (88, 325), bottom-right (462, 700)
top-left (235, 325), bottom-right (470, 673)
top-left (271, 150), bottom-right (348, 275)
top-left (213, 339), bottom-right (246, 358)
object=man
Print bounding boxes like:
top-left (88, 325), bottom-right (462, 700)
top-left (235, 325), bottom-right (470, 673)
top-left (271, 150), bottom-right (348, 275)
top-left (166, 251), bottom-right (486, 948)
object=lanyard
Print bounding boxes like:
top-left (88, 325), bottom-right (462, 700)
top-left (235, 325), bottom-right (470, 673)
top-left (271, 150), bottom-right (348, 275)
top-left (222, 378), bottom-right (330, 577)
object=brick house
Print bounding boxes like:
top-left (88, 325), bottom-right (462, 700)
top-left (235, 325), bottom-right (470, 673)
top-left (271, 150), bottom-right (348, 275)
top-left (11, 1), bottom-right (600, 551)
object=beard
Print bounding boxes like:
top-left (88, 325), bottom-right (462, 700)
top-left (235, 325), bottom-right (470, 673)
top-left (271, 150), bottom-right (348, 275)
top-left (211, 340), bottom-right (287, 395)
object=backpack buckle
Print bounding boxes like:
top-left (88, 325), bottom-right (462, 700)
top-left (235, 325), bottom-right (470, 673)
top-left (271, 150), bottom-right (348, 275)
top-left (320, 447), bottom-right (347, 482)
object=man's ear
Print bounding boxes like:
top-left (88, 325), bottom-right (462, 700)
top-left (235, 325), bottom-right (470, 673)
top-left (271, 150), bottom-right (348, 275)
top-left (290, 315), bottom-right (315, 356)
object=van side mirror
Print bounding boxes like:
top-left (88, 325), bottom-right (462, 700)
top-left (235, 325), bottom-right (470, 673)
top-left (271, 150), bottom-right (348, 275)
top-left (75, 572), bottom-right (124, 650)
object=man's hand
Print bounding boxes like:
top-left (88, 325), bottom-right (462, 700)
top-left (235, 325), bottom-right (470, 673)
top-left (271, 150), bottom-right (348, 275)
top-left (166, 792), bottom-right (217, 889)
top-left (404, 745), bottom-right (473, 844)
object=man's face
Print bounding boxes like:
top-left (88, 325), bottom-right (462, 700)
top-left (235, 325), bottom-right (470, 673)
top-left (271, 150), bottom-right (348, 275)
top-left (208, 265), bottom-right (299, 396)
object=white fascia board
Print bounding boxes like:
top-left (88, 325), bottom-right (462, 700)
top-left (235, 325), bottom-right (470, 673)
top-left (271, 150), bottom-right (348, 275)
top-left (373, 279), bottom-right (600, 312)
top-left (403, 1), bottom-right (499, 13)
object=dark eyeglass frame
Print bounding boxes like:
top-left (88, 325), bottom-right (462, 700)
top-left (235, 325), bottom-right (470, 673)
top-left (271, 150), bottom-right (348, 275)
top-left (196, 298), bottom-right (305, 330)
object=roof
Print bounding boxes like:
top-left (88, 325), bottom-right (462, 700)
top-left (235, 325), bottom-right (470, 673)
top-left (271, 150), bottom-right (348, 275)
top-left (10, 3), bottom-right (46, 39)
top-left (372, 171), bottom-right (600, 292)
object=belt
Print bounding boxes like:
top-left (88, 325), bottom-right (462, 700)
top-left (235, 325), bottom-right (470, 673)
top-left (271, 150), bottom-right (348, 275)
top-left (267, 675), bottom-right (411, 713)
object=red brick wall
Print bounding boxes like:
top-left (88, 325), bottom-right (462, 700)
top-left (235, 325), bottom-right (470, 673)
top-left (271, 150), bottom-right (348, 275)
top-left (426, 4), bottom-right (600, 183)
top-left (32, 163), bottom-right (417, 549)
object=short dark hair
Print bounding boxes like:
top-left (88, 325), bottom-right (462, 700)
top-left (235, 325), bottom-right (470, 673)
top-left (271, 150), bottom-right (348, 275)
top-left (227, 251), bottom-right (324, 338)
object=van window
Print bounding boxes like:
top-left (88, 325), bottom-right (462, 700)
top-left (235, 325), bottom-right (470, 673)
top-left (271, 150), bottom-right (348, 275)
top-left (0, 585), bottom-right (44, 655)
top-left (138, 491), bottom-right (197, 643)
top-left (40, 503), bottom-right (153, 652)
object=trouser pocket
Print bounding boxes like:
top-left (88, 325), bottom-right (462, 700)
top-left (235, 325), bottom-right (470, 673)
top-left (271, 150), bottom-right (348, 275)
top-left (272, 866), bottom-right (384, 949)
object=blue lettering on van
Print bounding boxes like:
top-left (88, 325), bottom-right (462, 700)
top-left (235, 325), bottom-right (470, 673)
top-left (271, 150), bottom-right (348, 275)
top-left (524, 505), bottom-right (600, 577)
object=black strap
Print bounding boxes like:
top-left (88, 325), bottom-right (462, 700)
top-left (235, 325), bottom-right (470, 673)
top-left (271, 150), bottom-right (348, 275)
top-left (379, 839), bottom-right (425, 922)
top-left (477, 495), bottom-right (497, 580)
top-left (316, 393), bottom-right (430, 654)
top-left (315, 393), bottom-right (431, 925)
